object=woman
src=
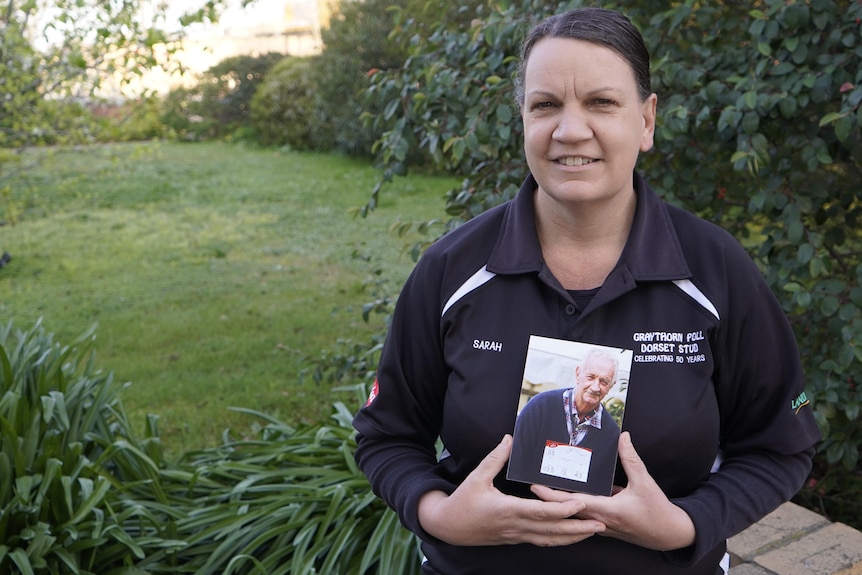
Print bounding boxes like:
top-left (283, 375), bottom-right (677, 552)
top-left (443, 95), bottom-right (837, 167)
top-left (352, 7), bottom-right (820, 574)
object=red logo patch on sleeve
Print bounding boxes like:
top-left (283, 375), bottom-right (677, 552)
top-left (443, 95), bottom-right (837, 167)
top-left (366, 378), bottom-right (380, 406)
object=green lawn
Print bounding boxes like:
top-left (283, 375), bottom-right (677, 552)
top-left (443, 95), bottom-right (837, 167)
top-left (0, 141), bottom-right (455, 457)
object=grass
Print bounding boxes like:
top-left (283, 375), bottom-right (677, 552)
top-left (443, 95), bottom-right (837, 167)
top-left (0, 141), bottom-right (456, 458)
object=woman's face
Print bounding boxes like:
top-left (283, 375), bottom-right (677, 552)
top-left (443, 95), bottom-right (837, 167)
top-left (521, 37), bottom-right (657, 207)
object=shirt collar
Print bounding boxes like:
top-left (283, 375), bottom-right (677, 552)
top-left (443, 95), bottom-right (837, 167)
top-left (563, 388), bottom-right (605, 429)
top-left (486, 172), bottom-right (691, 282)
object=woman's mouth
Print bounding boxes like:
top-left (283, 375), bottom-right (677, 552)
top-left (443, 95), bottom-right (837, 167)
top-left (558, 156), bottom-right (598, 166)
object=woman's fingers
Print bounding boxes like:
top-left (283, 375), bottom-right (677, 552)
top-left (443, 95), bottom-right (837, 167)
top-left (418, 435), bottom-right (606, 547)
top-left (530, 432), bottom-right (696, 551)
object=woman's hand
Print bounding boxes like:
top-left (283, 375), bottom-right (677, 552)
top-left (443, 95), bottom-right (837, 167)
top-left (417, 434), bottom-right (606, 547)
top-left (532, 431), bottom-right (696, 551)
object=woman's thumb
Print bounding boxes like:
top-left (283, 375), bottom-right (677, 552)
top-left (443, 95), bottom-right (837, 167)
top-left (474, 434), bottom-right (513, 480)
top-left (617, 431), bottom-right (647, 480)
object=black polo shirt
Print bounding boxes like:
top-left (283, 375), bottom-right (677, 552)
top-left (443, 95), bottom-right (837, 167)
top-left (353, 172), bottom-right (820, 574)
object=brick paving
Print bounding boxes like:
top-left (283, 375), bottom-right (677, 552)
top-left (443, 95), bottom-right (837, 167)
top-left (728, 503), bottom-right (862, 575)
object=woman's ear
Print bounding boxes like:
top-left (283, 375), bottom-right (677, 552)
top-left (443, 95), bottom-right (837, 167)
top-left (640, 93), bottom-right (658, 153)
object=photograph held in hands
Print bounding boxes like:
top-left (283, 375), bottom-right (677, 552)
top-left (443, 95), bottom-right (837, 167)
top-left (508, 336), bottom-right (633, 496)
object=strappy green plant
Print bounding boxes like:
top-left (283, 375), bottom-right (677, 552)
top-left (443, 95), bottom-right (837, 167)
top-left (0, 320), bottom-right (420, 574)
top-left (0, 320), bottom-right (171, 573)
top-left (130, 401), bottom-right (421, 574)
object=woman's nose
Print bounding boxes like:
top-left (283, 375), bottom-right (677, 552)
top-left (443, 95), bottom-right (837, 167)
top-left (553, 105), bottom-right (592, 141)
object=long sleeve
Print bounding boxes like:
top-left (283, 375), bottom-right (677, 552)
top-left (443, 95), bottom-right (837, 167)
top-left (352, 254), bottom-right (455, 542)
top-left (663, 208), bottom-right (821, 565)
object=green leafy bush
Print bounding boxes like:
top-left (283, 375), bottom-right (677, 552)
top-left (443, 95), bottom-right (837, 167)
top-left (250, 56), bottom-right (321, 150)
top-left (2, 99), bottom-right (98, 149)
top-left (200, 52), bottom-right (285, 141)
top-left (632, 0), bottom-right (861, 475)
top-left (158, 85), bottom-right (214, 141)
top-left (313, 0), bottom-right (414, 156)
top-left (93, 98), bottom-right (166, 143)
top-left (363, 0), bottom-right (547, 216)
top-left (161, 53), bottom-right (284, 142)
top-left (292, 0), bottom-right (484, 157)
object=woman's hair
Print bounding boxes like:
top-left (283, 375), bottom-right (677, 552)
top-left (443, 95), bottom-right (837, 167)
top-left (514, 7), bottom-right (652, 105)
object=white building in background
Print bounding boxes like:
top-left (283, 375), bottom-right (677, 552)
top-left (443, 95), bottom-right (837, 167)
top-left (179, 0), bottom-right (331, 72)
top-left (139, 0), bottom-right (333, 95)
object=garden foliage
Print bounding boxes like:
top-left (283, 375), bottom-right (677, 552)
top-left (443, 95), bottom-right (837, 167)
top-left (0, 320), bottom-right (162, 573)
top-left (199, 53), bottom-right (286, 140)
top-left (364, 0), bottom-right (861, 498)
top-left (311, 0), bottom-right (416, 155)
top-left (250, 57), bottom-right (321, 150)
top-left (0, 0), bottom-right (148, 149)
top-left (161, 52), bottom-right (285, 142)
top-left (246, 0), bottom-right (487, 156)
top-left (0, 321), bottom-right (417, 574)
top-left (0, 0), bottom-right (256, 229)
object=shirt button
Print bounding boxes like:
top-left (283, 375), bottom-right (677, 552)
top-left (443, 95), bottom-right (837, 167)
top-left (565, 304), bottom-right (577, 316)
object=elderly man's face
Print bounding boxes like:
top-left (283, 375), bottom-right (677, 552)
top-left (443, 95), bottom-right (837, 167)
top-left (573, 355), bottom-right (616, 415)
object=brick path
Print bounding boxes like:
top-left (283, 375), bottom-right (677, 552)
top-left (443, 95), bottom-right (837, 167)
top-left (728, 502), bottom-right (862, 574)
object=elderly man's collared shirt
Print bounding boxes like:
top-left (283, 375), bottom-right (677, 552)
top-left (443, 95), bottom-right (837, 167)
top-left (562, 388), bottom-right (604, 446)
